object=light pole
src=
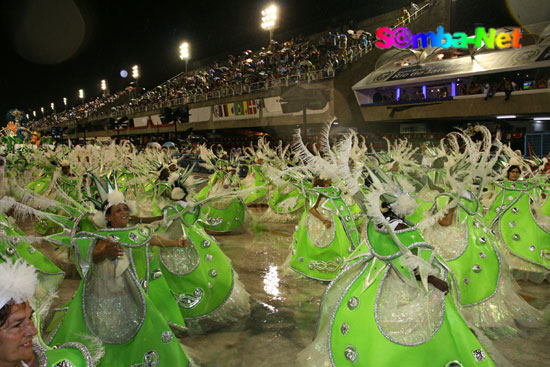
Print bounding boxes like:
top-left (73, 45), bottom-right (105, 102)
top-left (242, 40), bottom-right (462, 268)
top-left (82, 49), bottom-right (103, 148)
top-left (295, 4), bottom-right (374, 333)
top-left (179, 42), bottom-right (190, 75)
top-left (50, 102), bottom-right (55, 116)
top-left (261, 4), bottom-right (278, 45)
top-left (78, 89), bottom-right (85, 143)
top-left (40, 107), bottom-right (45, 116)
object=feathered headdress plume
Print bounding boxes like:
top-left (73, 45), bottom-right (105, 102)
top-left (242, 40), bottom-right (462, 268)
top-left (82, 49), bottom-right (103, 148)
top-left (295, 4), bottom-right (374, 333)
top-left (0, 259), bottom-right (38, 309)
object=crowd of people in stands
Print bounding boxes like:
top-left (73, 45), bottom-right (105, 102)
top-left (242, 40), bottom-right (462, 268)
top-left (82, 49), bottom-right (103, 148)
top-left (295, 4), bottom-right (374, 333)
top-left (29, 2), bottom-right (433, 131)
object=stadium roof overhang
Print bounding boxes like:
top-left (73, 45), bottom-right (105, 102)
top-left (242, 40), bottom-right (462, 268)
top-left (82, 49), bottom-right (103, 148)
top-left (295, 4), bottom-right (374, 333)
top-left (352, 43), bottom-right (550, 91)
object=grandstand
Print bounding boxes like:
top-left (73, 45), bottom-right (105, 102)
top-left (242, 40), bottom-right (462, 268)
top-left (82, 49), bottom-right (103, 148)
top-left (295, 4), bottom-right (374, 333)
top-left (28, 0), bottom-right (550, 156)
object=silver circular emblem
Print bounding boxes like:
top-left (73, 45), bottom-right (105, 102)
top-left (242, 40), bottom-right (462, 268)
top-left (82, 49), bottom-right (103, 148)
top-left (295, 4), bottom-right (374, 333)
top-left (512, 234), bottom-right (520, 241)
top-left (344, 345), bottom-right (358, 363)
top-left (472, 265), bottom-right (482, 273)
top-left (347, 297), bottom-right (359, 310)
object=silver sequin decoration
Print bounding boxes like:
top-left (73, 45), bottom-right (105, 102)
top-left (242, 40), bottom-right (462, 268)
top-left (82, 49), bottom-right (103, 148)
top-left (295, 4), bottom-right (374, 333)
top-left (177, 288), bottom-right (204, 309)
top-left (345, 216), bottom-right (351, 221)
top-left (140, 280), bottom-right (148, 291)
top-left (308, 263), bottom-right (315, 270)
top-left (463, 278), bottom-right (470, 285)
top-left (472, 265), bottom-right (482, 273)
top-left (445, 362), bottom-right (464, 367)
top-left (143, 350), bottom-right (160, 367)
top-left (6, 247), bottom-right (15, 255)
top-left (507, 195), bottom-right (514, 201)
top-left (512, 234), bottom-right (520, 241)
top-left (152, 269), bottom-right (162, 280)
top-left (490, 229), bottom-right (496, 236)
top-left (54, 361), bottom-right (73, 367)
top-left (234, 217), bottom-right (240, 221)
top-left (161, 331), bottom-right (173, 343)
top-left (298, 257), bottom-right (304, 262)
top-left (205, 254), bottom-right (213, 262)
top-left (129, 232), bottom-right (139, 242)
top-left (208, 282), bottom-right (213, 288)
top-left (28, 247), bottom-right (36, 254)
top-left (347, 297), bottom-right (359, 310)
top-left (511, 207), bottom-right (519, 214)
top-left (529, 245), bottom-right (536, 251)
top-left (479, 252), bottom-right (486, 259)
top-left (478, 237), bottom-right (486, 244)
top-left (203, 240), bottom-right (211, 248)
top-left (472, 221), bottom-right (480, 228)
top-left (109, 234), bottom-right (120, 242)
top-left (140, 228), bottom-right (148, 236)
top-left (341, 322), bottom-right (350, 335)
top-left (508, 221), bottom-right (516, 228)
top-left (344, 345), bottom-right (358, 363)
top-left (209, 269), bottom-right (218, 277)
top-left (473, 349), bottom-right (486, 362)
top-left (495, 207), bottom-right (500, 213)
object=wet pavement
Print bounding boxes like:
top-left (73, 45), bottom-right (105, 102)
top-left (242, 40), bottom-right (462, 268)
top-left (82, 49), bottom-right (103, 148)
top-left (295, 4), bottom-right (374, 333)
top-left (32, 208), bottom-right (550, 367)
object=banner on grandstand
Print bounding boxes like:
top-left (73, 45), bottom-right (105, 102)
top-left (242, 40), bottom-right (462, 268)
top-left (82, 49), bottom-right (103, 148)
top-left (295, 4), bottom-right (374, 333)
top-left (263, 96), bottom-right (330, 117)
top-left (213, 99), bottom-right (261, 121)
top-left (189, 106), bottom-right (211, 123)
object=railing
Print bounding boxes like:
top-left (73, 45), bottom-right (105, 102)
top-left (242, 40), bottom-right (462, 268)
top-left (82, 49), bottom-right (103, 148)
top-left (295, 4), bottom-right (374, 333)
top-left (85, 68), bottom-right (336, 121)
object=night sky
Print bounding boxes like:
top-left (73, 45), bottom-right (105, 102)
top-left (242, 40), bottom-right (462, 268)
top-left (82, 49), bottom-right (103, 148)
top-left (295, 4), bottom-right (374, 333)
top-left (0, 0), bottom-right (523, 123)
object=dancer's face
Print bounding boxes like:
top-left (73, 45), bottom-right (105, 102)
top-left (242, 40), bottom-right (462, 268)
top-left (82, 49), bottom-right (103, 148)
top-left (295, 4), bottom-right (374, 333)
top-left (0, 302), bottom-right (37, 367)
top-left (508, 168), bottom-right (520, 181)
top-left (106, 203), bottom-right (130, 228)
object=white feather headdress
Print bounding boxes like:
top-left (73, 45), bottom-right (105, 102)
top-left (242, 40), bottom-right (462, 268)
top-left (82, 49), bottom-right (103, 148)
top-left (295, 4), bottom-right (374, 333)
top-left (0, 260), bottom-right (38, 309)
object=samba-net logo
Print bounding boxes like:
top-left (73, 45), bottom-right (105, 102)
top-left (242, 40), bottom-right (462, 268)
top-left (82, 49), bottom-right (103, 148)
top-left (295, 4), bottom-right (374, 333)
top-left (375, 26), bottom-right (522, 50)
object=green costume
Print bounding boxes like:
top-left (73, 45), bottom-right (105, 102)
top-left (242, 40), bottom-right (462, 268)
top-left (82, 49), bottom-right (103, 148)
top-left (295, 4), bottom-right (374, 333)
top-left (289, 186), bottom-right (361, 281)
top-left (159, 202), bottom-right (250, 332)
top-left (47, 221), bottom-right (191, 367)
top-left (33, 342), bottom-right (94, 367)
top-left (485, 180), bottom-right (550, 283)
top-left (423, 191), bottom-right (545, 337)
top-left (300, 221), bottom-right (496, 367)
top-left (0, 213), bottom-right (64, 312)
top-left (197, 171), bottom-right (246, 232)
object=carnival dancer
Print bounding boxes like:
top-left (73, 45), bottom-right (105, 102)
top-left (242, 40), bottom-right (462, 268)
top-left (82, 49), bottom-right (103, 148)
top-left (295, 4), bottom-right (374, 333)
top-left (196, 144), bottom-right (246, 233)
top-left (46, 185), bottom-right (192, 367)
top-left (0, 260), bottom-right (98, 367)
top-left (159, 196), bottom-right (251, 333)
top-left (294, 123), bottom-right (500, 367)
top-left (485, 147), bottom-right (550, 284)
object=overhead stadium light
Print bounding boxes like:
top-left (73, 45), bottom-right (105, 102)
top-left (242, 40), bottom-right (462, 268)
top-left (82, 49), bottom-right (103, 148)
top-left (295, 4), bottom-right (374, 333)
top-left (533, 117), bottom-right (550, 120)
top-left (496, 115), bottom-right (516, 119)
top-left (132, 65), bottom-right (140, 79)
top-left (261, 5), bottom-right (278, 31)
top-left (179, 42), bottom-right (190, 60)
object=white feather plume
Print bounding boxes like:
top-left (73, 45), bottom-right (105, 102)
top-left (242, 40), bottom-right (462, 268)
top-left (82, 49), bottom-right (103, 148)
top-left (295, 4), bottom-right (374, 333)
top-left (0, 259), bottom-right (38, 309)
